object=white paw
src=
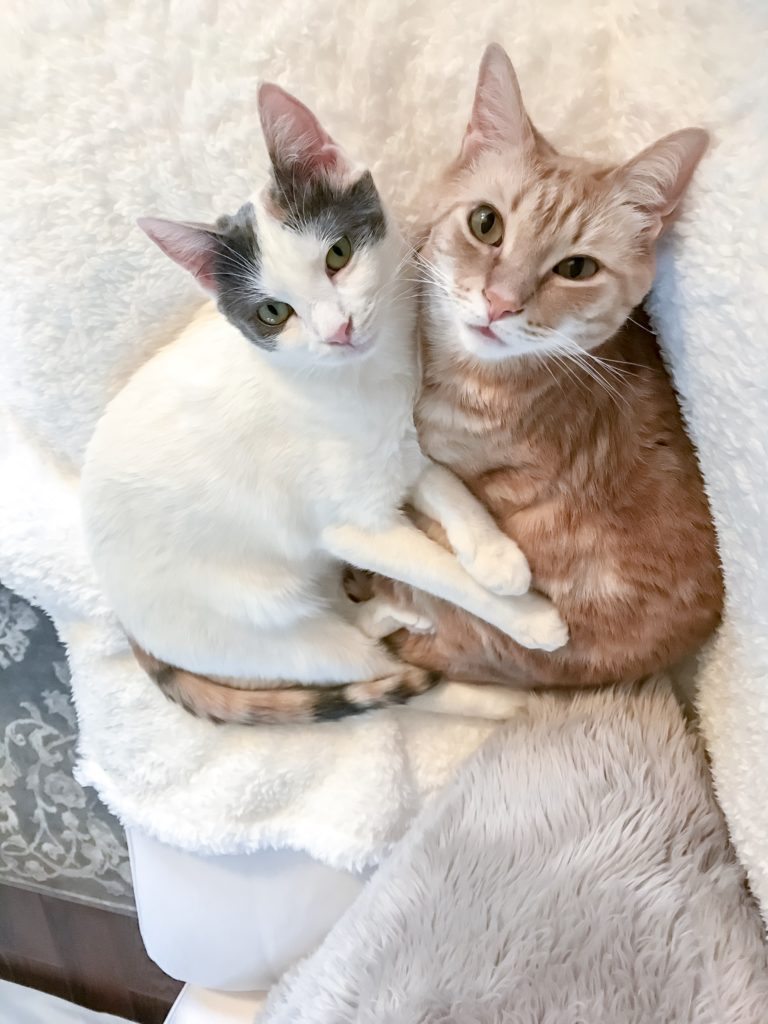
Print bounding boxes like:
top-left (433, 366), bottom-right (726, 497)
top-left (393, 608), bottom-right (435, 635)
top-left (356, 599), bottom-right (434, 640)
top-left (495, 592), bottom-right (569, 652)
top-left (459, 535), bottom-right (532, 596)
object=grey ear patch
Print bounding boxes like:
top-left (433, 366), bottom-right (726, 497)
top-left (215, 201), bottom-right (256, 236)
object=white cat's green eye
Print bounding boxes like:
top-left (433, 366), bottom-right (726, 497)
top-left (326, 236), bottom-right (352, 272)
top-left (256, 300), bottom-right (293, 326)
top-left (468, 205), bottom-right (503, 247)
top-left (552, 256), bottom-right (599, 280)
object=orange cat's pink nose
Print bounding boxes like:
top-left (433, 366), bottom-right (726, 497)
top-left (484, 289), bottom-right (523, 323)
top-left (327, 317), bottom-right (353, 346)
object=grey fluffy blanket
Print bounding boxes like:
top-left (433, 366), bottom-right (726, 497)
top-left (261, 683), bottom-right (768, 1023)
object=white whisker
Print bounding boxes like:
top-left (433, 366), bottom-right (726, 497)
top-left (532, 352), bottom-right (565, 396)
top-left (549, 352), bottom-right (589, 395)
top-left (627, 315), bottom-right (654, 335)
top-left (564, 351), bottom-right (630, 409)
top-left (542, 325), bottom-right (635, 408)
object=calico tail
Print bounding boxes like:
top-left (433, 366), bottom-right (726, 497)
top-left (130, 642), bottom-right (442, 725)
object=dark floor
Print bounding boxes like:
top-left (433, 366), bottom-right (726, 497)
top-left (0, 583), bottom-right (134, 913)
top-left (0, 882), bottom-right (182, 1023)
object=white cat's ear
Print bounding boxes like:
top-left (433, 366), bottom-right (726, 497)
top-left (138, 217), bottom-right (220, 295)
top-left (258, 83), bottom-right (350, 178)
top-left (460, 44), bottom-right (536, 160)
top-left (615, 128), bottom-right (709, 238)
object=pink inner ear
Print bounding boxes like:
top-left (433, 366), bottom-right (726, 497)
top-left (460, 43), bottom-right (532, 160)
top-left (137, 217), bottom-right (219, 295)
top-left (618, 128), bottom-right (709, 237)
top-left (258, 82), bottom-right (345, 175)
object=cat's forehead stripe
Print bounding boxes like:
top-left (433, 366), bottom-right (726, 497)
top-left (498, 175), bottom-right (595, 250)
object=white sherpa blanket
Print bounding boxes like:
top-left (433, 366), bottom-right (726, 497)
top-left (1, 2), bottom-right (767, 887)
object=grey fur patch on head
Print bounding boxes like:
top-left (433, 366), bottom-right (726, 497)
top-left (207, 203), bottom-right (278, 351)
top-left (269, 165), bottom-right (386, 248)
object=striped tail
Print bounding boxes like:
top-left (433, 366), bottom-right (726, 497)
top-left (130, 642), bottom-right (441, 726)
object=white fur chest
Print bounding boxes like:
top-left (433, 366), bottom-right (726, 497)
top-left (82, 306), bottom-right (421, 580)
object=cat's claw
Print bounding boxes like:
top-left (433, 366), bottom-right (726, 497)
top-left (459, 535), bottom-right (532, 596)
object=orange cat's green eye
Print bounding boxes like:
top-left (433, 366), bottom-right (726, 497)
top-left (552, 256), bottom-right (599, 280)
top-left (469, 205), bottom-right (503, 246)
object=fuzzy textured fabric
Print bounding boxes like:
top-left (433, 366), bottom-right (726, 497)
top-left (261, 683), bottom-right (768, 1024)
top-left (1, 1), bottom-right (767, 883)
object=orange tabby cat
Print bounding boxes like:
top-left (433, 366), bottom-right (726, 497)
top-left (378, 45), bottom-right (723, 689)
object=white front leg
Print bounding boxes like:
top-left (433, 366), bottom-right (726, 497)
top-left (411, 461), bottom-right (531, 596)
top-left (322, 519), bottom-right (568, 652)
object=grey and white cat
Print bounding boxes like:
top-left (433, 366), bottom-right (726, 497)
top-left (80, 84), bottom-right (567, 725)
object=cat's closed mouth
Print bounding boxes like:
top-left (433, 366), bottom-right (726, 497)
top-left (469, 324), bottom-right (506, 344)
top-left (326, 334), bottom-right (374, 357)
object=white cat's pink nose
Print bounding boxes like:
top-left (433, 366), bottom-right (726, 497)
top-left (327, 317), bottom-right (353, 346)
top-left (484, 288), bottom-right (523, 322)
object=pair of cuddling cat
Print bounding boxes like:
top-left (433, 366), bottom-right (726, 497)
top-left (81, 45), bottom-right (723, 726)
